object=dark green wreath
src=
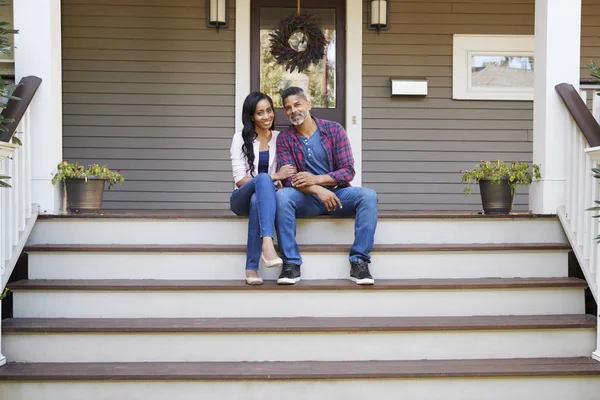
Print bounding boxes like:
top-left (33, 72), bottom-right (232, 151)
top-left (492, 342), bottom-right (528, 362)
top-left (269, 13), bottom-right (327, 73)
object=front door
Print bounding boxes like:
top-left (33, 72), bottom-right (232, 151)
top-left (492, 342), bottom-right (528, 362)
top-left (250, 0), bottom-right (346, 129)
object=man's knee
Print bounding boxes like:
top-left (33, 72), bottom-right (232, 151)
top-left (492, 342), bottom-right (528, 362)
top-left (276, 187), bottom-right (298, 207)
top-left (360, 188), bottom-right (378, 206)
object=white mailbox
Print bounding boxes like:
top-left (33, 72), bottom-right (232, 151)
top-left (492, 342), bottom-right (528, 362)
top-left (391, 78), bottom-right (428, 96)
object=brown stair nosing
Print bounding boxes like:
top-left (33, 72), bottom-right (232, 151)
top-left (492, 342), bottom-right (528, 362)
top-left (7, 277), bottom-right (588, 291)
top-left (2, 314), bottom-right (595, 334)
top-left (36, 209), bottom-right (559, 220)
top-left (23, 243), bottom-right (572, 253)
top-left (0, 358), bottom-right (598, 381)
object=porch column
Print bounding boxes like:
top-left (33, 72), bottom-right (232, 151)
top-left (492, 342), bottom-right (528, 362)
top-left (530, 0), bottom-right (581, 213)
top-left (0, 300), bottom-right (4, 366)
top-left (13, 0), bottom-right (63, 214)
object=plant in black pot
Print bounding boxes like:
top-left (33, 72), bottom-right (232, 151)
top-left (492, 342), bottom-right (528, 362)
top-left (51, 160), bottom-right (124, 213)
top-left (461, 160), bottom-right (541, 214)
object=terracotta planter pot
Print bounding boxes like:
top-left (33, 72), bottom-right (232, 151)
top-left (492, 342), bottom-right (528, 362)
top-left (478, 178), bottom-right (514, 215)
top-left (65, 178), bottom-right (106, 213)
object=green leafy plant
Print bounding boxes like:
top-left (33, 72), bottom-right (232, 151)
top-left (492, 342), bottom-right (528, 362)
top-left (461, 160), bottom-right (542, 195)
top-left (0, 1), bottom-right (19, 137)
top-left (51, 160), bottom-right (125, 190)
top-left (0, 173), bottom-right (9, 188)
top-left (0, 287), bottom-right (9, 300)
top-left (587, 60), bottom-right (600, 80)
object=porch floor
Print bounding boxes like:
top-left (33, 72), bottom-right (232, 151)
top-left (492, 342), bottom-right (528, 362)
top-left (39, 210), bottom-right (557, 219)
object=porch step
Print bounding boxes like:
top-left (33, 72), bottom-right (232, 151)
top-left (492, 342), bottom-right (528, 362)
top-left (9, 278), bottom-right (586, 318)
top-left (24, 243), bottom-right (570, 280)
top-left (27, 212), bottom-right (567, 246)
top-left (2, 315), bottom-right (595, 362)
top-left (1, 358), bottom-right (600, 400)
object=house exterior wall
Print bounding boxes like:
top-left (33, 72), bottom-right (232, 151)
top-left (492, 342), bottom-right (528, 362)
top-left (61, 0), bottom-right (236, 209)
top-left (362, 0), bottom-right (600, 211)
top-left (60, 0), bottom-right (600, 210)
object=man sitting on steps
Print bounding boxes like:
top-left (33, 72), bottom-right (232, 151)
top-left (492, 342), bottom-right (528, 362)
top-left (275, 86), bottom-right (378, 285)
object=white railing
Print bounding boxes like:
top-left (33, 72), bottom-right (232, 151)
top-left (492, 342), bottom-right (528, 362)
top-left (0, 104), bottom-right (39, 366)
top-left (557, 83), bottom-right (600, 362)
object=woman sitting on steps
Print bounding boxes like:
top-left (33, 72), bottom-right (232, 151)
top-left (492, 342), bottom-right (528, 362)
top-left (229, 91), bottom-right (296, 285)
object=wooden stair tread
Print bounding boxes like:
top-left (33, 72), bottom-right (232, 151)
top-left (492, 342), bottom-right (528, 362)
top-left (8, 277), bottom-right (588, 291)
top-left (23, 243), bottom-right (571, 253)
top-left (2, 314), bottom-right (595, 333)
top-left (0, 358), bottom-right (599, 381)
top-left (36, 209), bottom-right (559, 220)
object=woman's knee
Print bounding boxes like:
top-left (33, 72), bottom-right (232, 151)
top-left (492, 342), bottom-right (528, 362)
top-left (255, 172), bottom-right (272, 184)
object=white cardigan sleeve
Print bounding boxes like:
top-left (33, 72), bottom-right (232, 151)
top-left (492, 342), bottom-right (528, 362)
top-left (230, 132), bottom-right (248, 185)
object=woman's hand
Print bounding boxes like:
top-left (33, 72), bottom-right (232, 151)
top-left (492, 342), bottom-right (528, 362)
top-left (272, 164), bottom-right (297, 181)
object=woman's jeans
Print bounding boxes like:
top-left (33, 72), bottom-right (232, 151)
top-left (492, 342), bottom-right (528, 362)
top-left (230, 173), bottom-right (277, 271)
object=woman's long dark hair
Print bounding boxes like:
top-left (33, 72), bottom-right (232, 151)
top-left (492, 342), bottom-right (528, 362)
top-left (241, 92), bottom-right (275, 177)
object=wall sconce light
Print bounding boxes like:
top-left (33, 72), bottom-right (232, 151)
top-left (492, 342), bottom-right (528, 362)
top-left (368, 0), bottom-right (389, 32)
top-left (207, 0), bottom-right (228, 30)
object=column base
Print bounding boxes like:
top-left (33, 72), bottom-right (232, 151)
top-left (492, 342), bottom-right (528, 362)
top-left (0, 355), bottom-right (6, 366)
top-left (592, 351), bottom-right (600, 363)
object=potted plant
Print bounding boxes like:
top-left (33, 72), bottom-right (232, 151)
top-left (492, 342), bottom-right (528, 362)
top-left (461, 160), bottom-right (541, 214)
top-left (51, 160), bottom-right (124, 213)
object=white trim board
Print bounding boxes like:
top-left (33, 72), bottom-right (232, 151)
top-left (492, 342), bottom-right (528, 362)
top-left (452, 34), bottom-right (535, 101)
top-left (235, 0), bottom-right (363, 185)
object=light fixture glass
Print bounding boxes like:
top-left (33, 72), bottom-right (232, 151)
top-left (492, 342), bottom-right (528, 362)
top-left (368, 0), bottom-right (389, 31)
top-left (207, 0), bottom-right (228, 29)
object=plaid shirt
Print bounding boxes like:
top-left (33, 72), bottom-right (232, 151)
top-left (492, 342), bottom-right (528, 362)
top-left (277, 117), bottom-right (355, 187)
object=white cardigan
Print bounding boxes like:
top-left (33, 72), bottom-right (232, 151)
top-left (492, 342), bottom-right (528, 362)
top-left (230, 130), bottom-right (279, 187)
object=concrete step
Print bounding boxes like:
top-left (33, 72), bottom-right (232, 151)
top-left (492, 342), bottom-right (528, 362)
top-left (26, 212), bottom-right (567, 246)
top-left (25, 243), bottom-right (570, 280)
top-left (9, 278), bottom-right (586, 318)
top-left (1, 358), bottom-right (600, 400)
top-left (2, 315), bottom-right (595, 362)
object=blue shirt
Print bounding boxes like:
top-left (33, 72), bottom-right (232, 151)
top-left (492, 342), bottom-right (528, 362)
top-left (300, 129), bottom-right (330, 177)
top-left (257, 150), bottom-right (269, 174)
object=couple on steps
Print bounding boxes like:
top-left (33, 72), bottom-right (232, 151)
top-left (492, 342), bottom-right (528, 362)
top-left (229, 87), bottom-right (378, 286)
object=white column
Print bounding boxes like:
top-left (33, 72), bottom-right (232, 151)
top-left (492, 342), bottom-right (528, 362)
top-left (347, 0), bottom-right (362, 186)
top-left (13, 0), bottom-right (63, 214)
top-left (530, 0), bottom-right (581, 213)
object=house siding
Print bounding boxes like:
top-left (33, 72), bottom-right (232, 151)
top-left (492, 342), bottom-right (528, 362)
top-left (362, 0), bottom-right (600, 211)
top-left (61, 0), bottom-right (236, 209)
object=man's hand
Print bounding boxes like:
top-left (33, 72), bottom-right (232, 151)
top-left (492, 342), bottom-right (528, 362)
top-left (292, 172), bottom-right (320, 188)
top-left (313, 186), bottom-right (342, 212)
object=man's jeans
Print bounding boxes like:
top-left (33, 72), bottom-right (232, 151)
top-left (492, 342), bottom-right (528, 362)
top-left (230, 173), bottom-right (277, 271)
top-left (275, 186), bottom-right (378, 265)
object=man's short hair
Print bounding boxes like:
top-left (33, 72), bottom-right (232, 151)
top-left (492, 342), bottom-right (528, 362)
top-left (281, 86), bottom-right (308, 103)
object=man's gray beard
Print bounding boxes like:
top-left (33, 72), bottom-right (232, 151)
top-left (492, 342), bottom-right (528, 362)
top-left (289, 113), bottom-right (306, 126)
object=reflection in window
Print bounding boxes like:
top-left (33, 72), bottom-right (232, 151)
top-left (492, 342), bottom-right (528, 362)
top-left (260, 8), bottom-right (336, 108)
top-left (471, 55), bottom-right (534, 88)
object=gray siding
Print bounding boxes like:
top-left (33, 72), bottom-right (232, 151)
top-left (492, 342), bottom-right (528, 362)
top-left (61, 0), bottom-right (235, 209)
top-left (363, 0), bottom-right (600, 211)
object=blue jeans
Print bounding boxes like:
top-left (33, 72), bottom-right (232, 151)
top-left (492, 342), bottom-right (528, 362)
top-left (230, 173), bottom-right (277, 271)
top-left (275, 186), bottom-right (378, 265)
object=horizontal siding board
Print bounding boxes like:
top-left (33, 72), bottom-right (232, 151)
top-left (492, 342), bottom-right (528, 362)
top-left (364, 98), bottom-right (534, 110)
top-left (59, 158), bottom-right (232, 171)
top-left (63, 49), bottom-right (235, 63)
top-left (63, 148), bottom-right (230, 160)
top-left (63, 82), bottom-right (234, 95)
top-left (364, 129), bottom-right (529, 142)
top-left (363, 140), bottom-right (531, 152)
top-left (363, 108), bottom-right (534, 120)
top-left (63, 116), bottom-right (234, 128)
top-left (63, 38), bottom-right (235, 52)
top-left (63, 126), bottom-right (234, 138)
top-left (363, 151), bottom-right (532, 162)
top-left (63, 93), bottom-right (234, 106)
top-left (363, 119), bottom-right (532, 130)
top-left (63, 104), bottom-right (235, 117)
top-left (63, 137), bottom-right (232, 148)
top-left (62, 15), bottom-right (236, 30)
top-left (62, 27), bottom-right (236, 41)
top-left (64, 72), bottom-right (234, 84)
top-left (63, 60), bottom-right (235, 74)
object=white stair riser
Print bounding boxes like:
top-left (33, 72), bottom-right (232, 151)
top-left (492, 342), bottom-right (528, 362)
top-left (12, 289), bottom-right (584, 318)
top-left (26, 219), bottom-right (568, 245)
top-left (2, 378), bottom-right (600, 400)
top-left (27, 251), bottom-right (569, 280)
top-left (4, 329), bottom-right (595, 363)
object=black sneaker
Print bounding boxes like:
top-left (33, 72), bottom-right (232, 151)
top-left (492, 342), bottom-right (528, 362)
top-left (277, 262), bottom-right (301, 285)
top-left (350, 259), bottom-right (375, 285)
